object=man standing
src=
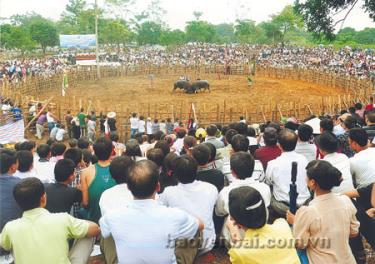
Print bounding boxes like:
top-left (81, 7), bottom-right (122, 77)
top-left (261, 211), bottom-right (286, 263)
top-left (129, 113), bottom-right (139, 138)
top-left (77, 108), bottom-right (86, 137)
top-left (65, 110), bottom-right (73, 139)
top-left (100, 160), bottom-right (203, 264)
top-left (0, 178), bottom-right (99, 264)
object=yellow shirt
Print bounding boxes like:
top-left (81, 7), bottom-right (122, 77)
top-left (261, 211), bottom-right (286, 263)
top-left (229, 219), bottom-right (300, 264)
top-left (0, 208), bottom-right (89, 264)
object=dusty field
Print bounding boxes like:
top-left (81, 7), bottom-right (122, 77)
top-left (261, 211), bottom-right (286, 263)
top-left (40, 73), bottom-right (350, 125)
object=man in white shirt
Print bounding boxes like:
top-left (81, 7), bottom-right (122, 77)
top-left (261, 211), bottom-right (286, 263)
top-left (129, 113), bottom-right (139, 138)
top-left (266, 129), bottom-right (310, 218)
top-left (49, 124), bottom-right (58, 140)
top-left (316, 132), bottom-right (354, 193)
top-left (172, 128), bottom-right (186, 155)
top-left (158, 155), bottom-right (218, 255)
top-left (146, 117), bottom-right (153, 136)
top-left (33, 144), bottom-right (55, 183)
top-left (100, 160), bottom-right (203, 264)
top-left (14, 150), bottom-right (37, 180)
top-left (55, 126), bottom-right (66, 142)
top-left (295, 124), bottom-right (317, 162)
top-left (349, 128), bottom-right (375, 188)
top-left (216, 152), bottom-right (271, 245)
top-left (86, 118), bottom-right (96, 143)
top-left (138, 116), bottom-right (146, 134)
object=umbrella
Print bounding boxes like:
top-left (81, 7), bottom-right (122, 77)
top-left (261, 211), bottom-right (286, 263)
top-left (289, 161), bottom-right (298, 214)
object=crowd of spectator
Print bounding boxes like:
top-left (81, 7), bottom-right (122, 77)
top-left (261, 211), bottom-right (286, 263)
top-left (1, 96), bottom-right (375, 264)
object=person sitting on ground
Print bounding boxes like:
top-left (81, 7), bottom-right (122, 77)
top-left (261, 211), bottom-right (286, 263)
top-left (337, 115), bottom-right (357, 158)
top-left (124, 139), bottom-right (145, 162)
top-left (255, 127), bottom-right (281, 171)
top-left (228, 186), bottom-right (300, 264)
top-left (44, 159), bottom-right (82, 214)
top-left (205, 124), bottom-right (225, 149)
top-left (77, 137), bottom-right (90, 150)
top-left (203, 142), bottom-right (223, 172)
top-left (287, 160), bottom-right (359, 264)
top-left (192, 144), bottom-right (224, 192)
top-left (216, 152), bottom-right (271, 246)
top-left (348, 128), bottom-right (375, 188)
top-left (266, 129), bottom-right (311, 219)
top-left (154, 140), bottom-right (171, 157)
top-left (182, 135), bottom-right (197, 156)
top-left (0, 149), bottom-right (22, 235)
top-left (81, 137), bottom-right (117, 223)
top-left (345, 182), bottom-right (375, 249)
top-left (50, 142), bottom-right (66, 163)
top-left (49, 123), bottom-right (59, 141)
top-left (159, 152), bottom-right (179, 194)
top-left (363, 110), bottom-right (375, 142)
top-left (147, 148), bottom-right (165, 169)
top-left (100, 160), bottom-right (203, 264)
top-left (320, 118), bottom-right (334, 134)
top-left (0, 177), bottom-right (100, 264)
top-left (295, 124), bottom-right (317, 162)
top-left (159, 155), bottom-right (218, 255)
top-left (14, 150), bottom-right (37, 179)
top-left (33, 144), bottom-right (55, 183)
top-left (315, 132), bottom-right (354, 193)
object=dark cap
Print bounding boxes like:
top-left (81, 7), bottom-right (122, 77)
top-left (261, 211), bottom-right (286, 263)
top-left (315, 132), bottom-right (339, 153)
top-left (228, 186), bottom-right (267, 229)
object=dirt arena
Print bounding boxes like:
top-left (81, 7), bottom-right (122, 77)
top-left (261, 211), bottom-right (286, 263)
top-left (40, 73), bottom-right (350, 124)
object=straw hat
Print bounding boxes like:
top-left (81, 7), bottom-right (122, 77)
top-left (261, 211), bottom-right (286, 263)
top-left (107, 112), bottom-right (116, 118)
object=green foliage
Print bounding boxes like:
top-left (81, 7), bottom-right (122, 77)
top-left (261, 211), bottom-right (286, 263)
top-left (185, 21), bottom-right (216, 42)
top-left (160, 29), bottom-right (186, 46)
top-left (234, 19), bottom-right (260, 43)
top-left (2, 25), bottom-right (36, 52)
top-left (29, 18), bottom-right (58, 54)
top-left (213, 23), bottom-right (236, 43)
top-left (136, 21), bottom-right (163, 45)
top-left (100, 20), bottom-right (132, 45)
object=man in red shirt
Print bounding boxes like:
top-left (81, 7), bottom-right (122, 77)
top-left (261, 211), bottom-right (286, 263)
top-left (255, 127), bottom-right (281, 170)
top-left (365, 96), bottom-right (374, 112)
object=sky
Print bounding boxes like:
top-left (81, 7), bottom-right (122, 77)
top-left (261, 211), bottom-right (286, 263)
top-left (1, 0), bottom-right (374, 31)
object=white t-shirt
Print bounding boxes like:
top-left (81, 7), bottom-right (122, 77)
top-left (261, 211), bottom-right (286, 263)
top-left (158, 181), bottom-right (218, 254)
top-left (99, 184), bottom-right (133, 216)
top-left (130, 117), bottom-right (139, 129)
top-left (33, 160), bottom-right (56, 183)
top-left (50, 126), bottom-right (58, 139)
top-left (100, 199), bottom-right (198, 264)
top-left (146, 121), bottom-right (153, 134)
top-left (46, 112), bottom-right (55, 123)
top-left (55, 128), bottom-right (66, 141)
top-left (323, 152), bottom-right (354, 193)
top-left (87, 120), bottom-right (96, 133)
top-left (138, 120), bottom-right (145, 133)
top-left (350, 147), bottom-right (375, 188)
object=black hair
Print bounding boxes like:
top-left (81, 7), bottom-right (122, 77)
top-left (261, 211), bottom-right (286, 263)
top-left (17, 141), bottom-right (36, 152)
top-left (0, 149), bottom-right (17, 174)
top-left (206, 124), bottom-right (218, 137)
top-left (127, 160), bottom-right (159, 199)
top-left (68, 138), bottom-right (78, 148)
top-left (146, 148), bottom-right (165, 167)
top-left (225, 129), bottom-right (238, 145)
top-left (78, 137), bottom-right (90, 149)
top-left (154, 131), bottom-right (164, 141)
top-left (51, 143), bottom-right (66, 157)
top-left (191, 144), bottom-right (211, 166)
top-left (229, 186), bottom-right (267, 229)
top-left (306, 160), bottom-right (342, 191)
top-left (93, 137), bottom-right (113, 161)
top-left (183, 136), bottom-right (197, 149)
top-left (278, 129), bottom-right (298, 152)
top-left (172, 155), bottom-right (198, 184)
top-left (348, 107), bottom-right (356, 114)
top-left (264, 127), bottom-right (278, 146)
top-left (298, 124), bottom-right (313, 142)
top-left (16, 150), bottom-right (33, 172)
top-left (125, 139), bottom-right (142, 159)
top-left (285, 121), bottom-right (299, 131)
top-left (235, 122), bottom-right (248, 135)
top-left (267, 122), bottom-right (281, 133)
top-left (159, 152), bottom-right (179, 193)
top-left (82, 149), bottom-right (94, 165)
top-left (154, 140), bottom-right (170, 156)
top-left (316, 132), bottom-right (339, 153)
top-left (230, 152), bottom-right (255, 180)
top-left (63, 148), bottom-right (83, 167)
top-left (176, 129), bottom-right (187, 139)
top-left (247, 126), bottom-right (256, 137)
top-left (203, 142), bottom-right (216, 162)
top-left (110, 133), bottom-right (120, 143)
top-left (343, 116), bottom-right (357, 129)
top-left (354, 103), bottom-right (362, 110)
top-left (320, 118), bottom-right (334, 132)
top-left (54, 159), bottom-right (75, 182)
top-left (37, 144), bottom-right (51, 159)
top-left (110, 156), bottom-right (135, 184)
top-left (13, 177), bottom-right (45, 211)
top-left (46, 139), bottom-right (56, 146)
top-left (231, 134), bottom-right (249, 152)
top-left (349, 128), bottom-right (368, 147)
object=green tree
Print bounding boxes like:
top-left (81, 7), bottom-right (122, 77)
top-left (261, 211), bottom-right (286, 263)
top-left (29, 18), bottom-right (58, 54)
top-left (160, 29), bottom-right (186, 46)
top-left (61, 0), bottom-right (87, 26)
top-left (335, 27), bottom-right (357, 44)
top-left (136, 21), bottom-right (163, 45)
top-left (356, 27), bottom-right (375, 44)
top-left (213, 23), bottom-right (235, 43)
top-left (185, 21), bottom-right (216, 42)
top-left (271, 5), bottom-right (304, 45)
top-left (234, 19), bottom-right (259, 43)
top-left (100, 20), bottom-right (132, 50)
top-left (6, 26), bottom-right (36, 53)
top-left (295, 0), bottom-right (375, 40)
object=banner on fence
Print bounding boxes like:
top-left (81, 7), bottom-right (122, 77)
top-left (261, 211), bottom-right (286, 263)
top-left (59, 34), bottom-right (96, 49)
top-left (0, 120), bottom-right (25, 144)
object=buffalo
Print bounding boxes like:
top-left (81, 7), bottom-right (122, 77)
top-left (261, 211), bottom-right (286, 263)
top-left (173, 80), bottom-right (210, 94)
